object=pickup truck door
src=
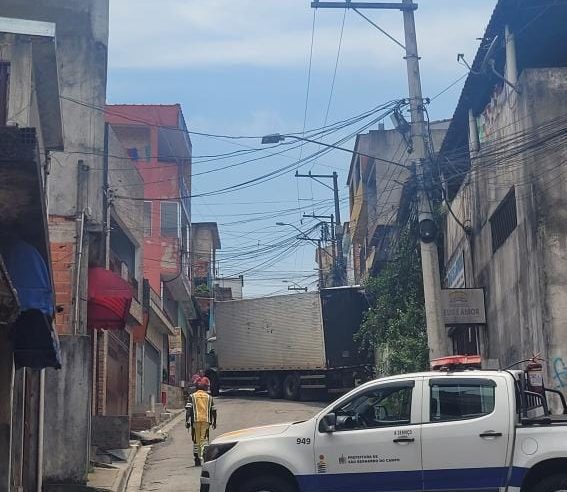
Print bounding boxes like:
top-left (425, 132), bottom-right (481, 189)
top-left (421, 375), bottom-right (511, 491)
top-left (311, 379), bottom-right (423, 492)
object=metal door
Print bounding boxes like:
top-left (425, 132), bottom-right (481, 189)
top-left (143, 341), bottom-right (161, 409)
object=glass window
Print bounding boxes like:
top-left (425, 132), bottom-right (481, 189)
top-left (430, 380), bottom-right (495, 422)
top-left (334, 384), bottom-right (413, 430)
top-left (143, 201), bottom-right (152, 237)
top-left (161, 201), bottom-right (179, 237)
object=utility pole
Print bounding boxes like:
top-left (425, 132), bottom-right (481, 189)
top-left (303, 213), bottom-right (336, 274)
top-left (276, 222), bottom-right (329, 289)
top-left (295, 171), bottom-right (345, 285)
top-left (311, 0), bottom-right (450, 359)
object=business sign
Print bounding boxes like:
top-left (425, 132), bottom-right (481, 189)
top-left (169, 327), bottom-right (182, 355)
top-left (442, 288), bottom-right (486, 325)
top-left (446, 251), bottom-right (465, 288)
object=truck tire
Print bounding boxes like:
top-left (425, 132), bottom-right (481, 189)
top-left (532, 473), bottom-right (567, 492)
top-left (238, 475), bottom-right (295, 492)
top-left (266, 374), bottom-right (283, 399)
top-left (208, 371), bottom-right (220, 397)
top-left (283, 373), bottom-right (301, 401)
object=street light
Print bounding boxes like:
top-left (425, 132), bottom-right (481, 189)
top-left (276, 222), bottom-right (325, 288)
top-left (275, 222), bottom-right (332, 257)
top-left (282, 280), bottom-right (308, 292)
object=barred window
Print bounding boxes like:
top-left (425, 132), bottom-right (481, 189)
top-left (490, 187), bottom-right (517, 252)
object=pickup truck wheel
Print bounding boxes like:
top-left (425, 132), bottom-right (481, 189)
top-left (533, 473), bottom-right (567, 492)
top-left (283, 373), bottom-right (301, 401)
top-left (238, 475), bottom-right (295, 492)
top-left (266, 374), bottom-right (283, 399)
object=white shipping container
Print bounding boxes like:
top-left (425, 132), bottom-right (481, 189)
top-left (215, 292), bottom-right (327, 371)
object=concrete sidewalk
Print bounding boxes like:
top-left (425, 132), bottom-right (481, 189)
top-left (87, 409), bottom-right (185, 492)
top-left (125, 412), bottom-right (186, 492)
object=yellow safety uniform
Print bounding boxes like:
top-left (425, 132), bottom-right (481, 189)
top-left (187, 390), bottom-right (216, 462)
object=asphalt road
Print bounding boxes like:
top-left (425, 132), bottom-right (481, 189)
top-left (138, 394), bottom-right (326, 492)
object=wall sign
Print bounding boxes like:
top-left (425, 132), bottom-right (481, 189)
top-left (169, 327), bottom-right (182, 355)
top-left (442, 288), bottom-right (486, 325)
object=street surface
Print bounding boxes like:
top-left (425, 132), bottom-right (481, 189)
top-left (138, 394), bottom-right (325, 491)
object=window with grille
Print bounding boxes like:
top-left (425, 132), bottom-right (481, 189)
top-left (143, 201), bottom-right (152, 237)
top-left (490, 187), bottom-right (517, 252)
top-left (0, 63), bottom-right (9, 126)
top-left (160, 201), bottom-right (179, 237)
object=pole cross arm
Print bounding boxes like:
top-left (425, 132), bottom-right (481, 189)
top-left (311, 2), bottom-right (417, 11)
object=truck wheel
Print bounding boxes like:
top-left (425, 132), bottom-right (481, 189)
top-left (532, 474), bottom-right (567, 492)
top-left (208, 371), bottom-right (220, 397)
top-left (266, 374), bottom-right (283, 399)
top-left (238, 475), bottom-right (295, 492)
top-left (283, 373), bottom-right (301, 401)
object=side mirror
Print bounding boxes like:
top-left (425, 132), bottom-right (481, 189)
top-left (319, 413), bottom-right (337, 433)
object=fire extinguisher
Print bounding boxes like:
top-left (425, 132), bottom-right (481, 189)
top-left (526, 361), bottom-right (545, 396)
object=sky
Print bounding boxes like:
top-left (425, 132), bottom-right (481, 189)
top-left (107, 0), bottom-right (496, 297)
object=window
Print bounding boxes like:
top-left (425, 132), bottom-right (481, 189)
top-left (334, 383), bottom-right (413, 430)
top-left (160, 201), bottom-right (179, 237)
top-left (430, 379), bottom-right (495, 422)
top-left (109, 220), bottom-right (137, 287)
top-left (0, 62), bottom-right (9, 126)
top-left (450, 326), bottom-right (480, 355)
top-left (143, 201), bottom-right (152, 237)
top-left (490, 187), bottom-right (517, 252)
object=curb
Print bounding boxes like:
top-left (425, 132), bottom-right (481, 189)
top-left (116, 443), bottom-right (141, 492)
top-left (152, 408), bottom-right (185, 433)
top-left (124, 411), bottom-right (185, 491)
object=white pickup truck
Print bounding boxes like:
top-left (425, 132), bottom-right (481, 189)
top-left (200, 369), bottom-right (567, 492)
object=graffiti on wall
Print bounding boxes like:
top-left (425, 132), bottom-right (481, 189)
top-left (552, 356), bottom-right (567, 389)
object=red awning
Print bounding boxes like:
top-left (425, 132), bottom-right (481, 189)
top-left (87, 267), bottom-right (133, 330)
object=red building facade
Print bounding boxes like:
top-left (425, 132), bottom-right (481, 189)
top-left (106, 105), bottom-right (196, 414)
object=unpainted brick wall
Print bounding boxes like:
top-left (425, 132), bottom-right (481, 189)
top-left (50, 240), bottom-right (75, 335)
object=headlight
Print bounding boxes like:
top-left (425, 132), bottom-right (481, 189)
top-left (203, 442), bottom-right (237, 463)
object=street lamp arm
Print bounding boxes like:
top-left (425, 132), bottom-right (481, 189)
top-left (262, 134), bottom-right (409, 169)
top-left (276, 222), bottom-right (333, 258)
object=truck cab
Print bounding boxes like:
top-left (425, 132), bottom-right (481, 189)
top-left (200, 365), bottom-right (567, 492)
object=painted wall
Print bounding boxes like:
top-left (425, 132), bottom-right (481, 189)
top-left (444, 68), bottom-right (567, 403)
top-left (106, 106), bottom-right (191, 294)
top-left (42, 336), bottom-right (91, 484)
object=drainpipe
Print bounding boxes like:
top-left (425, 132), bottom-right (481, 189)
top-left (103, 123), bottom-right (110, 269)
top-left (73, 210), bottom-right (85, 336)
top-left (468, 109), bottom-right (479, 153)
top-left (505, 25), bottom-right (518, 88)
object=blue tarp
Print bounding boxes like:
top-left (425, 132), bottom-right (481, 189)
top-left (0, 236), bottom-right (61, 369)
top-left (0, 237), bottom-right (54, 315)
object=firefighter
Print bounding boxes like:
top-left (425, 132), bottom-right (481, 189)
top-left (185, 380), bottom-right (217, 466)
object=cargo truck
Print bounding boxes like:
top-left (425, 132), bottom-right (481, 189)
top-left (206, 286), bottom-right (372, 400)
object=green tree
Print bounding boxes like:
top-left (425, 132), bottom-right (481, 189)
top-left (355, 226), bottom-right (429, 376)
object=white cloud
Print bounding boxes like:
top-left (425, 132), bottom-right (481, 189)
top-left (109, 0), bottom-right (495, 73)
